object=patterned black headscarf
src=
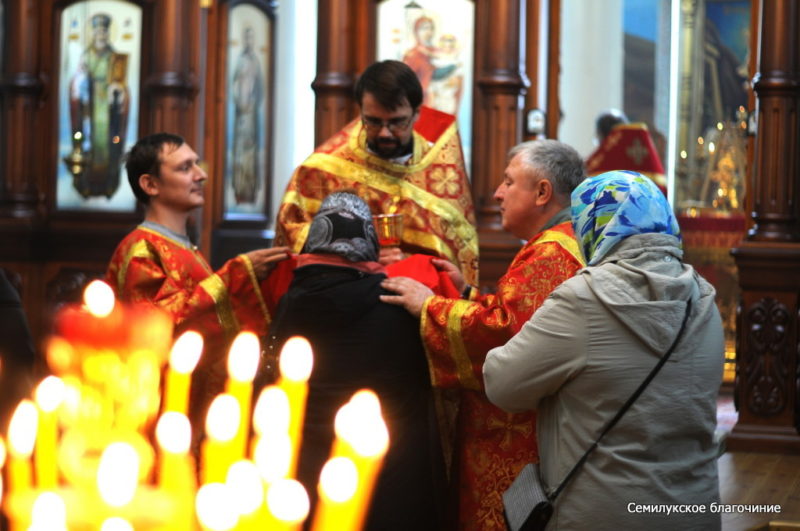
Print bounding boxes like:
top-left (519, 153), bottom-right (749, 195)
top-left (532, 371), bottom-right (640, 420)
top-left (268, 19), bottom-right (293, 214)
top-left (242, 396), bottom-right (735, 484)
top-left (301, 192), bottom-right (380, 262)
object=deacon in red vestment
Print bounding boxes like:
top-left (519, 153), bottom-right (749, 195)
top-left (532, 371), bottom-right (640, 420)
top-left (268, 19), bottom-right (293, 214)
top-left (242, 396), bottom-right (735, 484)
top-left (275, 59), bottom-right (479, 285)
top-left (585, 122), bottom-right (668, 196)
top-left (381, 140), bottom-right (586, 530)
top-left (106, 132), bottom-right (289, 430)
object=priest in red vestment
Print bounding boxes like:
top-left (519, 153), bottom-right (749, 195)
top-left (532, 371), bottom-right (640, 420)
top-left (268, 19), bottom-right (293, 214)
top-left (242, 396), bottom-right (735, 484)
top-left (381, 139), bottom-right (586, 530)
top-left (275, 59), bottom-right (479, 285)
top-left (106, 132), bottom-right (289, 430)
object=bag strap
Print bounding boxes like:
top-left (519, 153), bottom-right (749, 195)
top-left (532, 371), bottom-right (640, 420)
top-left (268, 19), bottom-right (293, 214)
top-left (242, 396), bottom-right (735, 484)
top-left (549, 298), bottom-right (693, 501)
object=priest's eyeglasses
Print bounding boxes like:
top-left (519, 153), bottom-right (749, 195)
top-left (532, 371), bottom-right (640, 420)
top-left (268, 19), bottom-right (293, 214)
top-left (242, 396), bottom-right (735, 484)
top-left (361, 115), bottom-right (414, 133)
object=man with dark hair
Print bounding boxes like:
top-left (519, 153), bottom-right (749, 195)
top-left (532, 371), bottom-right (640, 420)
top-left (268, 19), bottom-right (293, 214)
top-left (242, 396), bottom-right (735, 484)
top-left (381, 139), bottom-right (586, 530)
top-left (276, 59), bottom-right (478, 285)
top-left (106, 132), bottom-right (289, 428)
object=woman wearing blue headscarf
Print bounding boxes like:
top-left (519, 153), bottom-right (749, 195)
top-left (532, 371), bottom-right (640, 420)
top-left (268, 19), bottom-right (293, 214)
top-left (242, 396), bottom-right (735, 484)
top-left (484, 171), bottom-right (724, 530)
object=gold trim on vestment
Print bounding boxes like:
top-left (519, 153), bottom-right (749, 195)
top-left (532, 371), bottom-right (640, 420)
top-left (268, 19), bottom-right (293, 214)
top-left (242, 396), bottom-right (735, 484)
top-left (240, 254), bottom-right (271, 323)
top-left (199, 274), bottom-right (239, 334)
top-left (534, 228), bottom-right (586, 266)
top-left (446, 299), bottom-right (481, 390)
top-left (297, 153), bottom-right (477, 262)
top-left (119, 239), bottom-right (156, 294)
top-left (137, 226), bottom-right (213, 275)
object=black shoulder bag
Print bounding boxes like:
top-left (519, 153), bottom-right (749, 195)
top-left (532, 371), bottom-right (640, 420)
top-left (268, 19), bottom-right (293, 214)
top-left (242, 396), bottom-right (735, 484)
top-left (503, 298), bottom-right (693, 531)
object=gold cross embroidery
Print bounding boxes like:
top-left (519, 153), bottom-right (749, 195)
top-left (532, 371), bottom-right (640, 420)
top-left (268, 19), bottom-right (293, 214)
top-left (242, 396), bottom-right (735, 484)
top-left (626, 138), bottom-right (649, 165)
top-left (486, 413), bottom-right (534, 451)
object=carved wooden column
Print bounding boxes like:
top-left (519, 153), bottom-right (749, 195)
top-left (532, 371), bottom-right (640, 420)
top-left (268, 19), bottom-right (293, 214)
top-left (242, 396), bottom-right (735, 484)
top-left (312, 0), bottom-right (359, 146)
top-left (728, 0), bottom-right (800, 453)
top-left (144, 0), bottom-right (198, 135)
top-left (0, 0), bottom-right (44, 219)
top-left (472, 0), bottom-right (528, 287)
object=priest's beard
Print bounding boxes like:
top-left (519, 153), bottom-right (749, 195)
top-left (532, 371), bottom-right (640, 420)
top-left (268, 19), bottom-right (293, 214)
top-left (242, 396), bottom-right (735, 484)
top-left (367, 136), bottom-right (413, 159)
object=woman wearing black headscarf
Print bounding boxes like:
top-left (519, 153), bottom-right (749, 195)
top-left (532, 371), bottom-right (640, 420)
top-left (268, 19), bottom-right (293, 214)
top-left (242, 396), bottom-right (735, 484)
top-left (268, 191), bottom-right (446, 531)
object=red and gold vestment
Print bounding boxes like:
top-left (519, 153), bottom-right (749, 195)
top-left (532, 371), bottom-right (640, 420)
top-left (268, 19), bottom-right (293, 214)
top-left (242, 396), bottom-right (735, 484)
top-left (420, 221), bottom-right (584, 530)
top-left (275, 106), bottom-right (479, 285)
top-left (106, 225), bottom-right (270, 427)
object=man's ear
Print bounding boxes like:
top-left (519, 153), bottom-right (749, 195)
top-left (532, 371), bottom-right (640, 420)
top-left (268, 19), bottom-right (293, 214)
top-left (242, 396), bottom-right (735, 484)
top-left (535, 178), bottom-right (554, 206)
top-left (139, 173), bottom-right (159, 198)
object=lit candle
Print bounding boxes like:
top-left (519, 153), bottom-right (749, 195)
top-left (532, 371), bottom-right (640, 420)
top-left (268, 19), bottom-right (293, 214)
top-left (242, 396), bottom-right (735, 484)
top-left (265, 478), bottom-right (309, 531)
top-left (155, 412), bottom-right (194, 489)
top-left (196, 482), bottom-right (239, 531)
top-left (225, 332), bottom-right (260, 460)
top-left (202, 394), bottom-right (240, 484)
top-left (155, 412), bottom-right (194, 531)
top-left (0, 436), bottom-right (6, 505)
top-left (100, 517), bottom-right (134, 531)
top-left (330, 390), bottom-right (389, 530)
top-left (28, 490), bottom-right (67, 531)
top-left (252, 386), bottom-right (291, 482)
top-left (33, 376), bottom-right (66, 489)
top-left (7, 399), bottom-right (38, 493)
top-left (277, 337), bottom-right (313, 477)
top-left (310, 456), bottom-right (358, 531)
top-left (97, 442), bottom-right (140, 508)
top-left (164, 331), bottom-right (203, 416)
top-left (225, 460), bottom-right (265, 530)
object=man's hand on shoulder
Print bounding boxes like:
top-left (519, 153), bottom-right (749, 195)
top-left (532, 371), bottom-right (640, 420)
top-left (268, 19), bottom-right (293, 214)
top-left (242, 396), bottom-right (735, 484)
top-left (380, 276), bottom-right (434, 318)
top-left (246, 246), bottom-right (291, 280)
top-left (431, 258), bottom-right (465, 293)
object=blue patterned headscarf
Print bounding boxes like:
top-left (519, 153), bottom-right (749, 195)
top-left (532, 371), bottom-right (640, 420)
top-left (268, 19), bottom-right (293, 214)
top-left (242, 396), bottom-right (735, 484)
top-left (571, 170), bottom-right (681, 265)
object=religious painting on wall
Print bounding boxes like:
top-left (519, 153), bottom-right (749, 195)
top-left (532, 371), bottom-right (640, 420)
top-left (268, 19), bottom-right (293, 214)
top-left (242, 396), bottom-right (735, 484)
top-left (56, 0), bottom-right (142, 212)
top-left (223, 2), bottom-right (273, 221)
top-left (376, 0), bottom-right (475, 166)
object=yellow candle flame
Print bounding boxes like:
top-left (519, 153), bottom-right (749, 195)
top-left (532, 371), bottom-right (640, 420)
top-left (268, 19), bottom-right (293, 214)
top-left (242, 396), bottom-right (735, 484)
top-left (35, 376), bottom-right (66, 412)
top-left (253, 385), bottom-right (290, 436)
top-left (319, 456), bottom-right (358, 502)
top-left (266, 478), bottom-right (310, 524)
top-left (97, 442), bottom-right (139, 507)
top-left (46, 337), bottom-right (74, 374)
top-left (205, 394), bottom-right (240, 442)
top-left (196, 483), bottom-right (239, 531)
top-left (156, 412), bottom-right (191, 454)
top-left (335, 391), bottom-right (389, 457)
top-left (226, 460), bottom-right (264, 516)
top-left (83, 280), bottom-right (116, 317)
top-left (0, 436), bottom-right (6, 467)
top-left (30, 491), bottom-right (67, 530)
top-left (254, 433), bottom-right (291, 482)
top-left (8, 399), bottom-right (38, 457)
top-left (100, 517), bottom-right (135, 531)
top-left (227, 331), bottom-right (260, 382)
top-left (279, 336), bottom-right (313, 382)
top-left (170, 331), bottom-right (204, 373)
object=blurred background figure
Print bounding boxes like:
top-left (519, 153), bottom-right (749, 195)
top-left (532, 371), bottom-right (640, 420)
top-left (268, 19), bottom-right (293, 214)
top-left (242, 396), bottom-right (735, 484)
top-left (586, 109), bottom-right (668, 196)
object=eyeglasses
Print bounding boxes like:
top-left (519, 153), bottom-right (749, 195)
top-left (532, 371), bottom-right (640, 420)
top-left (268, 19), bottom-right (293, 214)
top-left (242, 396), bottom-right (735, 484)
top-left (361, 115), bottom-right (414, 133)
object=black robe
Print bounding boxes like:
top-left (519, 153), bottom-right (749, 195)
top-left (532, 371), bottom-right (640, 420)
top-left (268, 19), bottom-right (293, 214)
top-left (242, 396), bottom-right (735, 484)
top-left (268, 264), bottom-right (446, 530)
